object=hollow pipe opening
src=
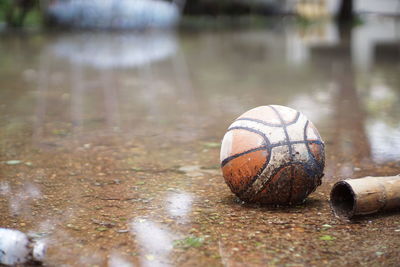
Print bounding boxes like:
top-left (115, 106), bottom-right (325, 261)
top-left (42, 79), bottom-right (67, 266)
top-left (330, 181), bottom-right (356, 218)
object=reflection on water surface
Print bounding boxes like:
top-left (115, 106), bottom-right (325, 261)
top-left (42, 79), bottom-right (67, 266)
top-left (0, 16), bottom-right (399, 266)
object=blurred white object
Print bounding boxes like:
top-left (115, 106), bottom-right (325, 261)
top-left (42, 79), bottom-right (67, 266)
top-left (32, 239), bottom-right (47, 261)
top-left (47, 0), bottom-right (181, 29)
top-left (0, 228), bottom-right (46, 266)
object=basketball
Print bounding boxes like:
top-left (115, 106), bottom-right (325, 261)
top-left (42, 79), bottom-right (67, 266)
top-left (220, 105), bottom-right (325, 205)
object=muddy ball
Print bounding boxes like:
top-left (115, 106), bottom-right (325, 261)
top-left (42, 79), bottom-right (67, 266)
top-left (220, 105), bottom-right (325, 205)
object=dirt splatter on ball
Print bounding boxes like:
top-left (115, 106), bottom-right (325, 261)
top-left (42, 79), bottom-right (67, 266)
top-left (220, 105), bottom-right (325, 205)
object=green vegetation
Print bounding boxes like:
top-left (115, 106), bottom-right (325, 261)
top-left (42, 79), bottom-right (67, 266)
top-left (0, 0), bottom-right (41, 28)
top-left (173, 236), bottom-right (205, 249)
top-left (319, 235), bottom-right (336, 241)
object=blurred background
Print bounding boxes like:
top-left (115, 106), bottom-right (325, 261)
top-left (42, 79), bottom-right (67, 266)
top-left (1, 0), bottom-right (399, 167)
top-left (0, 0), bottom-right (400, 28)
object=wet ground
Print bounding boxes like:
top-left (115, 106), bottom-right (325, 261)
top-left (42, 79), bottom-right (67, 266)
top-left (1, 16), bottom-right (400, 266)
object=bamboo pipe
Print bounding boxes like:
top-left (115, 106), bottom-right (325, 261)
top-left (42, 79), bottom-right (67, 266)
top-left (330, 175), bottom-right (400, 219)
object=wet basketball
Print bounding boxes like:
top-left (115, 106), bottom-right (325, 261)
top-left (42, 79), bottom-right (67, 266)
top-left (220, 105), bottom-right (325, 205)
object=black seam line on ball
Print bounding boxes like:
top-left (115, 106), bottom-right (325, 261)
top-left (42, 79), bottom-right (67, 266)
top-left (220, 139), bottom-right (324, 167)
top-left (287, 164), bottom-right (295, 203)
top-left (235, 111), bottom-right (300, 127)
top-left (268, 105), bottom-right (293, 161)
top-left (221, 146), bottom-right (269, 167)
top-left (238, 157), bottom-right (270, 197)
top-left (242, 121), bottom-right (325, 200)
top-left (303, 120), bottom-right (324, 171)
top-left (304, 120), bottom-right (312, 161)
top-left (247, 161), bottom-right (308, 200)
top-left (227, 125), bottom-right (323, 147)
top-left (223, 127), bottom-right (274, 196)
top-left (227, 126), bottom-right (271, 146)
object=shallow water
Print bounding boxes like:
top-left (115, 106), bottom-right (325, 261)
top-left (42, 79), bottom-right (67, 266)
top-left (1, 16), bottom-right (400, 266)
